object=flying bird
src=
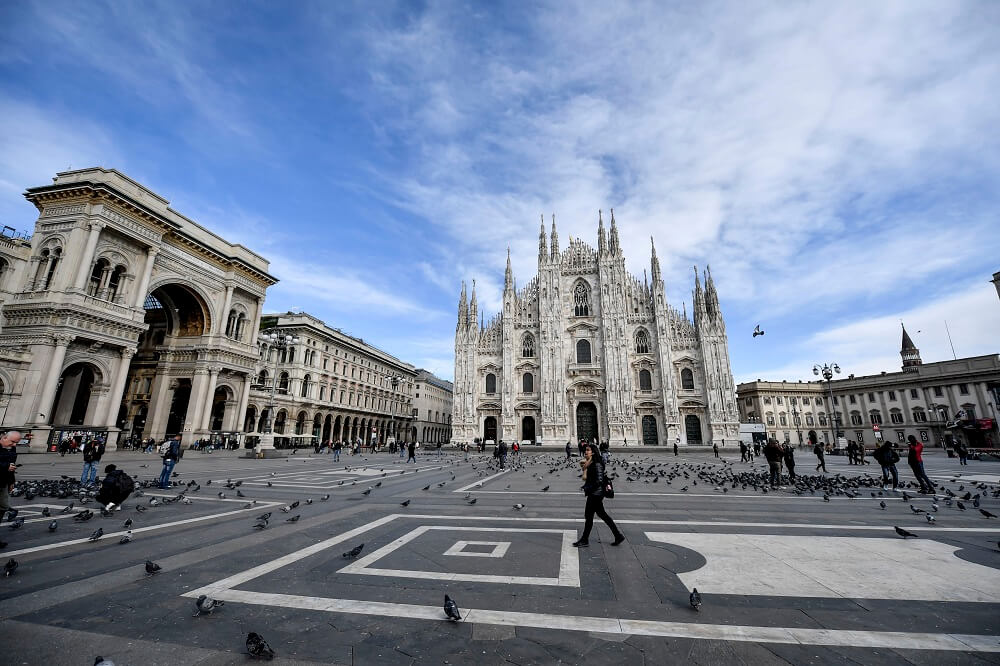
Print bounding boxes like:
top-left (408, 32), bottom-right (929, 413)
top-left (444, 594), bottom-right (462, 621)
top-left (342, 543), bottom-right (364, 559)
top-left (689, 588), bottom-right (702, 611)
top-left (246, 632), bottom-right (275, 660)
top-left (752, 324), bottom-right (764, 338)
top-left (145, 560), bottom-right (162, 575)
top-left (894, 526), bottom-right (918, 539)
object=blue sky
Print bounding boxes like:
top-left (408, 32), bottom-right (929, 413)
top-left (1, 1), bottom-right (998, 382)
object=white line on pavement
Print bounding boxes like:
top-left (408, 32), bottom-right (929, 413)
top-left (204, 588), bottom-right (1000, 652)
top-left (453, 470), bottom-right (509, 492)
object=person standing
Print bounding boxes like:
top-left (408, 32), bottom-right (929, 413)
top-left (573, 443), bottom-right (624, 548)
top-left (739, 441), bottom-right (748, 462)
top-left (332, 440), bottom-right (341, 462)
top-left (158, 435), bottom-right (181, 489)
top-left (0, 431), bottom-right (21, 520)
top-left (907, 435), bottom-right (933, 493)
top-left (566, 440), bottom-right (572, 460)
top-left (810, 431), bottom-right (827, 473)
top-left (782, 443), bottom-right (796, 481)
top-left (764, 438), bottom-right (782, 488)
top-left (673, 440), bottom-right (679, 456)
top-left (874, 439), bottom-right (899, 490)
top-left (406, 440), bottom-right (416, 463)
top-left (498, 439), bottom-right (508, 469)
top-left (80, 438), bottom-right (105, 487)
top-left (955, 439), bottom-right (969, 466)
top-left (713, 442), bottom-right (720, 459)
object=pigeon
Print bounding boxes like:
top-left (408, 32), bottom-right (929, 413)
top-left (689, 588), bottom-right (702, 611)
top-left (41, 507), bottom-right (51, 517)
top-left (925, 514), bottom-right (935, 524)
top-left (236, 490), bottom-right (245, 498)
top-left (280, 505), bottom-right (290, 513)
top-left (305, 499), bottom-right (312, 505)
top-left (89, 527), bottom-right (104, 541)
top-left (422, 485), bottom-right (430, 491)
top-left (513, 503), bottom-right (525, 510)
top-left (879, 501), bottom-right (887, 510)
top-left (8, 517), bottom-right (24, 529)
top-left (342, 543), bottom-right (364, 559)
top-left (957, 501), bottom-right (966, 511)
top-left (894, 526), bottom-right (918, 539)
top-left (362, 488), bottom-right (372, 496)
top-left (400, 500), bottom-right (411, 507)
top-left (910, 505), bottom-right (924, 514)
top-left (444, 594), bottom-right (462, 621)
top-left (253, 520), bottom-right (268, 530)
top-left (467, 498), bottom-right (477, 504)
top-left (320, 494), bottom-right (330, 501)
top-left (193, 594), bottom-right (225, 616)
top-left (60, 503), bottom-right (74, 514)
top-left (980, 509), bottom-right (997, 519)
top-left (94, 657), bottom-right (114, 665)
top-left (285, 515), bottom-right (300, 523)
top-left (149, 498), bottom-right (160, 507)
top-left (257, 512), bottom-right (272, 522)
top-left (217, 492), bottom-right (226, 499)
top-left (48, 520), bottom-right (58, 531)
top-left (4, 559), bottom-right (17, 576)
top-left (752, 324), bottom-right (764, 338)
top-left (145, 560), bottom-right (161, 575)
top-left (902, 491), bottom-right (911, 502)
top-left (246, 632), bottom-right (275, 660)
top-left (541, 486), bottom-right (550, 492)
top-left (136, 505), bottom-right (147, 513)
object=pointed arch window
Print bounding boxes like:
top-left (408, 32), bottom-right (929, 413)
top-left (573, 282), bottom-right (590, 316)
top-left (638, 368), bottom-right (652, 391)
top-left (522, 372), bottom-right (533, 393)
top-left (521, 333), bottom-right (535, 358)
top-left (635, 329), bottom-right (650, 354)
top-left (680, 368), bottom-right (694, 390)
top-left (485, 373), bottom-right (496, 394)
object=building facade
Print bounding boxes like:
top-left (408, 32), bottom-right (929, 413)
top-left (737, 328), bottom-right (1000, 449)
top-left (452, 212), bottom-right (740, 447)
top-left (245, 312), bottom-right (416, 446)
top-left (0, 168), bottom-right (275, 451)
top-left (412, 369), bottom-right (453, 445)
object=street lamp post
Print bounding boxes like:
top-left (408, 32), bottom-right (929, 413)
top-left (390, 375), bottom-right (401, 451)
top-left (813, 363), bottom-right (841, 447)
top-left (257, 330), bottom-right (299, 456)
top-left (792, 407), bottom-right (802, 445)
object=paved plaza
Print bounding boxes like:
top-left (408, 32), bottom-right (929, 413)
top-left (1, 447), bottom-right (998, 665)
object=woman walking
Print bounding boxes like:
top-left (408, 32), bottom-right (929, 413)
top-left (573, 443), bottom-right (624, 548)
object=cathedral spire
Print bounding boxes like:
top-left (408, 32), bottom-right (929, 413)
top-left (550, 214), bottom-right (560, 259)
top-left (609, 208), bottom-right (620, 255)
top-left (597, 210), bottom-right (607, 255)
top-left (538, 214), bottom-right (548, 264)
top-left (504, 247), bottom-right (514, 292)
top-left (469, 279), bottom-right (478, 328)
top-left (705, 264), bottom-right (720, 315)
top-left (457, 281), bottom-right (468, 330)
top-left (900, 322), bottom-right (922, 372)
top-left (650, 236), bottom-right (661, 283)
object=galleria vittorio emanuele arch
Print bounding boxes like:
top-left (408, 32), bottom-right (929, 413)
top-left (0, 168), bottom-right (276, 452)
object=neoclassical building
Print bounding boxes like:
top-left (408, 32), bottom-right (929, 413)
top-left (452, 212), bottom-right (740, 447)
top-left (0, 168), bottom-right (275, 451)
top-left (412, 369), bottom-right (453, 445)
top-left (244, 311), bottom-right (416, 446)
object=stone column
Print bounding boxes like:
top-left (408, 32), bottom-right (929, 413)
top-left (74, 221), bottom-right (106, 290)
top-left (219, 285), bottom-right (234, 336)
top-left (249, 298), bottom-right (264, 346)
top-left (232, 375), bottom-right (252, 431)
top-left (32, 334), bottom-right (73, 424)
top-left (199, 366), bottom-right (221, 430)
top-left (133, 247), bottom-right (159, 308)
top-left (104, 347), bottom-right (136, 426)
top-left (183, 368), bottom-right (211, 438)
top-left (145, 374), bottom-right (175, 441)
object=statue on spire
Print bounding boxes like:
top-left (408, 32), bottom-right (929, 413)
top-left (609, 208), bottom-right (620, 254)
top-left (538, 214), bottom-right (548, 263)
top-left (504, 247), bottom-right (514, 291)
top-left (597, 210), bottom-right (607, 255)
top-left (549, 214), bottom-right (560, 258)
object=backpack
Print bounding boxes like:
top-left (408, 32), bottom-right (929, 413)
top-left (813, 444), bottom-right (822, 455)
top-left (116, 470), bottom-right (135, 495)
top-left (159, 441), bottom-right (171, 455)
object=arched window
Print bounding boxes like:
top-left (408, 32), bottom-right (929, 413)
top-left (257, 369), bottom-right (269, 387)
top-left (522, 372), bottom-right (533, 393)
top-left (107, 265), bottom-right (126, 302)
top-left (287, 347), bottom-right (295, 363)
top-left (301, 374), bottom-right (312, 398)
top-left (635, 329), bottom-right (650, 354)
top-left (485, 373), bottom-right (496, 394)
top-left (638, 368), bottom-right (652, 390)
top-left (573, 282), bottom-right (590, 316)
top-left (521, 333), bottom-right (535, 358)
top-left (88, 259), bottom-right (110, 296)
top-left (681, 368), bottom-right (694, 389)
top-left (576, 339), bottom-right (591, 363)
top-left (278, 372), bottom-right (290, 393)
top-left (234, 313), bottom-right (246, 340)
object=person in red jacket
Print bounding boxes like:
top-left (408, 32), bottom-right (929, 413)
top-left (906, 435), bottom-right (933, 493)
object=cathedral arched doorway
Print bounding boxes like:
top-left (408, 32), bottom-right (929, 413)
top-left (521, 416), bottom-right (535, 443)
top-left (685, 414), bottom-right (703, 445)
top-left (50, 362), bottom-right (101, 425)
top-left (483, 416), bottom-right (497, 442)
top-left (641, 415), bottom-right (658, 445)
top-left (576, 402), bottom-right (598, 443)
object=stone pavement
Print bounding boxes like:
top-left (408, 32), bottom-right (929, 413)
top-left (1, 448), bottom-right (998, 665)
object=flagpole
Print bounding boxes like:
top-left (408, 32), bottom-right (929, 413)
top-left (944, 320), bottom-right (957, 360)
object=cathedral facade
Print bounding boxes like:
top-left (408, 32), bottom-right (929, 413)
top-left (452, 212), bottom-right (740, 447)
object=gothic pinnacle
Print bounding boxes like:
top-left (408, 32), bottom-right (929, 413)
top-left (598, 209), bottom-right (607, 255)
top-left (550, 214), bottom-right (559, 258)
top-left (538, 214), bottom-right (548, 262)
top-left (609, 208), bottom-right (620, 254)
top-left (504, 246), bottom-right (514, 291)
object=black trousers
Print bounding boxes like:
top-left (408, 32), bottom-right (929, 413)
top-left (581, 495), bottom-right (621, 541)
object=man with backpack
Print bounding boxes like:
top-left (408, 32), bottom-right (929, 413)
top-left (874, 439), bottom-right (900, 490)
top-left (80, 438), bottom-right (106, 487)
top-left (97, 464), bottom-right (135, 511)
top-left (158, 435), bottom-right (182, 489)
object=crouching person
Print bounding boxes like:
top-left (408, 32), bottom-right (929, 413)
top-left (96, 464), bottom-right (135, 511)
